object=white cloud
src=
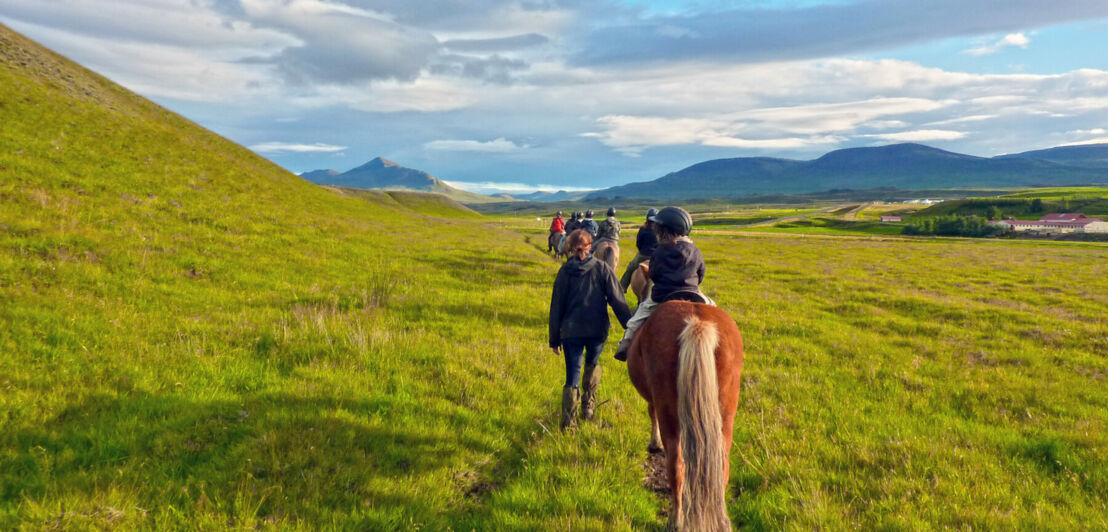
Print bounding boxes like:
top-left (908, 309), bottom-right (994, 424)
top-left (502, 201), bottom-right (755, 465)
top-left (1060, 128), bottom-right (1108, 146)
top-left (864, 130), bottom-right (967, 142)
top-left (1061, 137), bottom-right (1108, 146)
top-left (249, 142), bottom-right (347, 153)
top-left (424, 137), bottom-right (526, 152)
top-left (0, 19), bottom-right (274, 102)
top-left (582, 97), bottom-right (953, 154)
top-left (924, 114), bottom-right (997, 126)
top-left (963, 32), bottom-right (1030, 56)
top-left (300, 76), bottom-right (482, 112)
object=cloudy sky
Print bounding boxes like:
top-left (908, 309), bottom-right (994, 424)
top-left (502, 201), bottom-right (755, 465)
top-left (5, 1), bottom-right (1108, 193)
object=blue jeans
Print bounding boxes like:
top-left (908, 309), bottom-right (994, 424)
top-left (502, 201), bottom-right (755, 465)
top-left (562, 337), bottom-right (606, 388)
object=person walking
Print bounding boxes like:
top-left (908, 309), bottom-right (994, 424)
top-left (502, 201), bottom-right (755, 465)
top-left (620, 208), bottom-right (658, 291)
top-left (549, 229), bottom-right (632, 429)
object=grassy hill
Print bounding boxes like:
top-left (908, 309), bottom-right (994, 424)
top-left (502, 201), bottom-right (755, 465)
top-left (0, 23), bottom-right (624, 529)
top-left (3, 23), bottom-right (1107, 530)
top-left (327, 187), bottom-right (482, 219)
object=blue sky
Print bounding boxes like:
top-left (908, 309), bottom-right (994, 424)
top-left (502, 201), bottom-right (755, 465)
top-left (4, 1), bottom-right (1108, 194)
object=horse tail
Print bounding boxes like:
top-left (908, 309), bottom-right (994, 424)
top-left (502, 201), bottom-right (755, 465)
top-left (595, 241), bottom-right (618, 270)
top-left (677, 313), bottom-right (731, 531)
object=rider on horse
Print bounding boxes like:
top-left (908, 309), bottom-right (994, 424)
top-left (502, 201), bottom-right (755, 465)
top-left (548, 211), bottom-right (566, 252)
top-left (592, 207), bottom-right (620, 251)
top-left (564, 211), bottom-right (581, 235)
top-left (620, 208), bottom-right (657, 291)
top-left (614, 206), bottom-right (715, 361)
top-left (580, 210), bottom-right (599, 238)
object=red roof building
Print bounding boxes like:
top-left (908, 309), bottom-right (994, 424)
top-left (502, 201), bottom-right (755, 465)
top-left (990, 213), bottom-right (1108, 233)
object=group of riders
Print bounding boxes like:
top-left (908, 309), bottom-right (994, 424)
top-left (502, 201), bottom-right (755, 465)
top-left (547, 206), bottom-right (714, 429)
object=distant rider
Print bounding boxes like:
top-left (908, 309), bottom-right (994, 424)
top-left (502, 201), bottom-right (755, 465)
top-left (619, 208), bottom-right (658, 291)
top-left (614, 206), bottom-right (714, 361)
top-left (548, 211), bottom-right (566, 252)
top-left (549, 229), bottom-right (632, 429)
top-left (564, 212), bottom-right (581, 235)
top-left (597, 207), bottom-right (621, 238)
top-left (580, 210), bottom-right (599, 238)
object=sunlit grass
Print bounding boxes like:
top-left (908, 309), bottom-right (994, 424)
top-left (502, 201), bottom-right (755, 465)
top-left (4, 23), bottom-right (1108, 530)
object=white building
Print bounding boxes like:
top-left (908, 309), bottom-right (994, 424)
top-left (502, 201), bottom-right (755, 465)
top-left (991, 213), bottom-right (1108, 233)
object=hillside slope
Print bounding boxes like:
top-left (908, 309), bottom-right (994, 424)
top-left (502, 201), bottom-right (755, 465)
top-left (997, 143), bottom-right (1108, 168)
top-left (1, 23), bottom-right (661, 530)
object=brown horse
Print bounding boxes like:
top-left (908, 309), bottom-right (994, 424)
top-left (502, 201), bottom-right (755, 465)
top-left (629, 260), bottom-right (651, 304)
top-left (627, 301), bottom-right (743, 531)
top-left (593, 239), bottom-right (620, 272)
top-left (548, 231), bottom-right (566, 257)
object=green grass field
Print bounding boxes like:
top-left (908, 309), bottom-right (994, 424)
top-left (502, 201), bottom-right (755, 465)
top-left (3, 23), bottom-right (1108, 530)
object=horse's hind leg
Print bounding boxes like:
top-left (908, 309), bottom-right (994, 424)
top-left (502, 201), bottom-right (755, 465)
top-left (663, 431), bottom-right (684, 530)
top-left (648, 403), bottom-right (663, 454)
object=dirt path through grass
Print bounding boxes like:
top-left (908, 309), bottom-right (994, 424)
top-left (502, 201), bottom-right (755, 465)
top-left (739, 204), bottom-right (848, 227)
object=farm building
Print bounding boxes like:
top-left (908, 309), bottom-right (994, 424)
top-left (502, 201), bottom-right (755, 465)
top-left (880, 215), bottom-right (902, 222)
top-left (990, 213), bottom-right (1108, 234)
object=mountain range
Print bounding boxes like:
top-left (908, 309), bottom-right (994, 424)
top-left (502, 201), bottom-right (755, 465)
top-left (586, 143), bottom-right (1108, 200)
top-left (299, 158), bottom-right (499, 203)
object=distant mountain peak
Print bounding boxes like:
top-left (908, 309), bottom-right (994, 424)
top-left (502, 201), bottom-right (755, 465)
top-left (299, 157), bottom-right (500, 203)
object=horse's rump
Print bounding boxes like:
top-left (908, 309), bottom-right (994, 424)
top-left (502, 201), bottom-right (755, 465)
top-left (593, 239), bottom-right (620, 272)
top-left (630, 260), bottom-right (650, 303)
top-left (627, 302), bottom-right (743, 531)
top-left (549, 231), bottom-right (566, 256)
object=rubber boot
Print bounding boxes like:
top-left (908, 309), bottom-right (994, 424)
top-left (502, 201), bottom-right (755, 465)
top-left (613, 338), bottom-right (630, 361)
top-left (560, 386), bottom-right (580, 431)
top-left (581, 364), bottom-right (601, 421)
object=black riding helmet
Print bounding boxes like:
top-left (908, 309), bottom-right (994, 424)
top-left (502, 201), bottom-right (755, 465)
top-left (556, 211), bottom-right (563, 217)
top-left (645, 207), bottom-right (659, 221)
top-left (606, 207), bottom-right (616, 217)
top-left (649, 206), bottom-right (693, 236)
top-left (585, 209), bottom-right (594, 218)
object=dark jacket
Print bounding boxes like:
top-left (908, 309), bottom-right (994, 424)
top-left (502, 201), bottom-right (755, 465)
top-left (565, 219), bottom-right (581, 234)
top-left (549, 255), bottom-right (632, 347)
top-left (596, 217), bottom-right (621, 241)
top-left (636, 225), bottom-right (658, 257)
top-left (579, 219), bottom-right (599, 237)
top-left (649, 239), bottom-right (705, 303)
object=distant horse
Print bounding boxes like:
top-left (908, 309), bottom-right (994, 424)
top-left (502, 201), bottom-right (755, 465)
top-left (629, 260), bottom-right (651, 304)
top-left (548, 231), bottom-right (566, 257)
top-left (627, 301), bottom-right (744, 531)
top-left (593, 239), bottom-right (620, 272)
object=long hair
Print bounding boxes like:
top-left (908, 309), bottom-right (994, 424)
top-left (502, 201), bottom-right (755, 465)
top-left (653, 223), bottom-right (680, 245)
top-left (564, 229), bottom-right (593, 260)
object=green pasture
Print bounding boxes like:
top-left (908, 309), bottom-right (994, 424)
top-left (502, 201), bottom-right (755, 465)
top-left (1000, 186), bottom-right (1108, 200)
top-left (734, 217), bottom-right (908, 236)
top-left (4, 24), bottom-right (1108, 530)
